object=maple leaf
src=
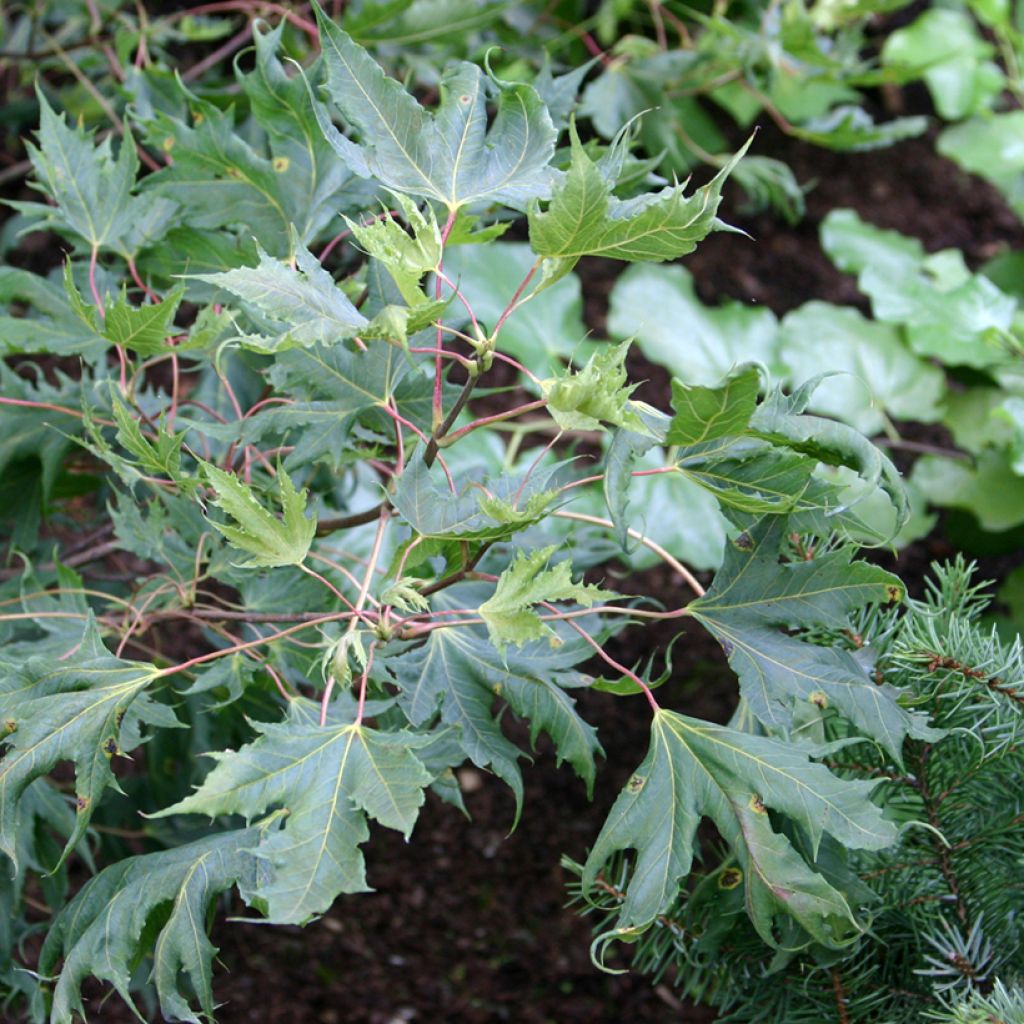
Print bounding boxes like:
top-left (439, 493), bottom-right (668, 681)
top-left (583, 709), bottom-right (898, 949)
top-left (528, 125), bottom-right (748, 278)
top-left (480, 546), bottom-right (614, 651)
top-left (154, 699), bottom-right (433, 924)
top-left (202, 463), bottom-right (316, 568)
top-left (313, 2), bottom-right (557, 211)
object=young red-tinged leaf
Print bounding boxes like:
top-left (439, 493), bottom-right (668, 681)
top-left (202, 463), bottom-right (316, 568)
top-left (583, 709), bottom-right (898, 949)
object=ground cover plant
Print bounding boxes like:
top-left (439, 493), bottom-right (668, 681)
top-left (1, 2), bottom-right (1024, 1023)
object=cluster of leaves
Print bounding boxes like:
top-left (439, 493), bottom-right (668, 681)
top-left (567, 559), bottom-right (1024, 1022)
top-left (0, 5), bottom-right (972, 1022)
top-left (2, 0), bottom-right (1019, 228)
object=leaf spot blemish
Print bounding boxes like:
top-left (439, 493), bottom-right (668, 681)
top-left (459, 94), bottom-right (472, 105)
top-left (3, 719), bottom-right (15, 735)
top-left (734, 532), bottom-right (753, 550)
top-left (809, 691), bottom-right (828, 709)
top-left (76, 796), bottom-right (89, 812)
top-left (721, 640), bottom-right (735, 657)
top-left (627, 774), bottom-right (646, 794)
top-left (718, 867), bottom-right (743, 889)
top-left (103, 738), bottom-right (119, 758)
top-left (161, 136), bottom-right (175, 152)
top-left (886, 584), bottom-right (903, 602)
top-left (225, 166), bottom-right (242, 179)
top-left (749, 794), bottom-right (767, 815)
top-left (273, 157), bottom-right (290, 173)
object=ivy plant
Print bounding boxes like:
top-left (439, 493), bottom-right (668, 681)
top-left (0, 7), bottom-right (949, 1022)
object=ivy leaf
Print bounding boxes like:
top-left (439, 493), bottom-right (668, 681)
top-left (196, 242), bottom-right (368, 350)
top-left (155, 699), bottom-right (432, 924)
top-left (582, 709), bottom-right (898, 948)
top-left (202, 463), bottom-right (316, 568)
top-left (41, 827), bottom-right (263, 1024)
top-left (314, 3), bottom-right (557, 211)
top-left (11, 90), bottom-right (176, 256)
top-left (666, 364), bottom-right (760, 446)
top-left (386, 609), bottom-right (602, 801)
top-left (689, 518), bottom-right (937, 757)
top-left (479, 546), bottom-right (614, 651)
top-left (0, 625), bottom-right (174, 869)
top-left (541, 341), bottom-right (651, 433)
top-left (527, 126), bottom-right (747, 278)
top-left (346, 193), bottom-right (441, 307)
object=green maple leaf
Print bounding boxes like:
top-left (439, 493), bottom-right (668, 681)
top-left (346, 193), bottom-right (441, 307)
top-left (690, 518), bottom-right (938, 757)
top-left (202, 463), bottom-right (316, 568)
top-left (140, 22), bottom-right (357, 252)
top-left (154, 699), bottom-right (433, 924)
top-left (0, 266), bottom-right (104, 357)
top-left (386, 607), bottom-right (602, 801)
top-left (10, 89), bottom-right (176, 256)
top-left (480, 546), bottom-right (614, 651)
top-left (41, 826), bottom-right (263, 1023)
top-left (196, 241), bottom-right (368, 350)
top-left (528, 126), bottom-right (748, 277)
top-left (313, 2), bottom-right (557, 211)
top-left (583, 709), bottom-right (898, 949)
top-left (0, 623), bottom-right (175, 868)
top-left (391, 453), bottom-right (570, 541)
top-left (541, 341), bottom-right (650, 433)
top-left (666, 364), bottom-right (760, 446)
top-left (101, 286), bottom-right (185, 356)
top-left (236, 341), bottom-right (408, 469)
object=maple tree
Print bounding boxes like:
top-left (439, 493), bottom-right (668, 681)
top-left (1, 4), bottom-right (1007, 1022)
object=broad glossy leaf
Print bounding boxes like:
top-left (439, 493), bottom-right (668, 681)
top-left (11, 90), bottom-right (176, 256)
top-left (314, 5), bottom-right (556, 211)
top-left (583, 709), bottom-right (897, 948)
top-left (0, 626), bottom-right (174, 868)
top-left (912, 451), bottom-right (1024, 531)
top-left (386, 612), bottom-right (601, 799)
top-left (202, 463), bottom-right (316, 568)
top-left (938, 113), bottom-right (1024, 218)
top-left (528, 128), bottom-right (745, 275)
top-left (779, 302), bottom-right (944, 434)
top-left (690, 518), bottom-right (935, 756)
top-left (608, 264), bottom-right (782, 386)
top-left (881, 9), bottom-right (1002, 120)
top-left (42, 827), bottom-right (262, 1024)
top-left (749, 378), bottom-right (908, 528)
top-left (480, 545), bottom-right (613, 651)
top-left (156, 698), bottom-right (432, 924)
top-left (820, 208), bottom-right (925, 276)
